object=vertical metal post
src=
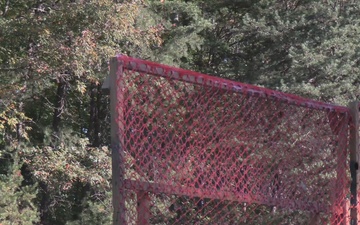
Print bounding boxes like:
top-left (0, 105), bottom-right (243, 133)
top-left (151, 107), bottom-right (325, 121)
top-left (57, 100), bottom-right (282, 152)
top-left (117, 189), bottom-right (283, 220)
top-left (337, 112), bottom-right (350, 225)
top-left (349, 101), bottom-right (360, 225)
top-left (329, 110), bottom-right (350, 225)
top-left (137, 191), bottom-right (151, 225)
top-left (103, 57), bottom-right (126, 225)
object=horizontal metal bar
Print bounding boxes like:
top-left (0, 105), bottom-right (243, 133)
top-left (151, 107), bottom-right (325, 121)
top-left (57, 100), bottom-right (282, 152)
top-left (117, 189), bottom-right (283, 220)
top-left (124, 179), bottom-right (327, 213)
top-left (115, 55), bottom-right (349, 113)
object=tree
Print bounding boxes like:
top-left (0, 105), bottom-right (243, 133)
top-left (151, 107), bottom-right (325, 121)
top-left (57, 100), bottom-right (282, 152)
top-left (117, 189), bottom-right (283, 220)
top-left (1, 0), bottom-right (359, 224)
top-left (186, 0), bottom-right (359, 104)
top-left (146, 0), bottom-right (212, 67)
top-left (0, 149), bottom-right (39, 225)
top-left (0, 0), bottom-right (164, 224)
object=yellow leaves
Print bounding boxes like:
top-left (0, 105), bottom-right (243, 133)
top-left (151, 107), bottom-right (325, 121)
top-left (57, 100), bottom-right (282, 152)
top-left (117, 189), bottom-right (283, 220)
top-left (42, 28), bottom-right (51, 37)
top-left (7, 118), bottom-right (18, 128)
top-left (26, 133), bottom-right (112, 192)
top-left (76, 80), bottom-right (87, 94)
top-left (0, 103), bottom-right (31, 141)
top-left (9, 57), bottom-right (17, 65)
top-left (33, 170), bottom-right (51, 180)
top-left (73, 29), bottom-right (101, 74)
top-left (101, 146), bottom-right (108, 152)
top-left (25, 0), bottom-right (165, 84)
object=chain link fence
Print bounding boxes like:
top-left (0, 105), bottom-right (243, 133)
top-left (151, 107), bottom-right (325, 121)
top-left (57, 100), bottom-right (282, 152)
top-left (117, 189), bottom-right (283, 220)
top-left (104, 55), bottom-right (358, 225)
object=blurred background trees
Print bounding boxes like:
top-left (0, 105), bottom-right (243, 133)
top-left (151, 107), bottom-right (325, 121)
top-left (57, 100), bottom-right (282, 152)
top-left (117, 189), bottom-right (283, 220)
top-left (0, 0), bottom-right (359, 224)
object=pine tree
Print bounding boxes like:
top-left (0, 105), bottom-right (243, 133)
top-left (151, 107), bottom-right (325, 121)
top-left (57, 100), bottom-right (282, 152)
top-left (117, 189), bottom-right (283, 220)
top-left (186, 0), bottom-right (359, 104)
top-left (1, 0), bottom-right (358, 223)
top-left (0, 150), bottom-right (39, 225)
top-left (146, 0), bottom-right (212, 67)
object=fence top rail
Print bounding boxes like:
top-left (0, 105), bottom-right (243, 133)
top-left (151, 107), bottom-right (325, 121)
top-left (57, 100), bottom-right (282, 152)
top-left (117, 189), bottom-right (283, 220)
top-left (109, 54), bottom-right (349, 113)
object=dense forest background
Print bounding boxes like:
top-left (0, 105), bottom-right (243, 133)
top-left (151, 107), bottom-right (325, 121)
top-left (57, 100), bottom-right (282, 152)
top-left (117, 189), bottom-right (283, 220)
top-left (0, 0), bottom-right (359, 224)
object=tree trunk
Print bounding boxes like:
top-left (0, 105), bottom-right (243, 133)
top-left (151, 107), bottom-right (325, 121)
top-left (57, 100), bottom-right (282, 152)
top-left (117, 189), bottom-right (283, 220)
top-left (52, 81), bottom-right (66, 134)
top-left (52, 80), bottom-right (66, 139)
top-left (94, 83), bottom-right (101, 146)
top-left (89, 82), bottom-right (101, 147)
top-left (39, 181), bottom-right (50, 225)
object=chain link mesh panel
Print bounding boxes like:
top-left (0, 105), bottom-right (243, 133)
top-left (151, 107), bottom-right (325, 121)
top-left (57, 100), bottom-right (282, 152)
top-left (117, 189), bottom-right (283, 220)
top-left (111, 55), bottom-right (351, 225)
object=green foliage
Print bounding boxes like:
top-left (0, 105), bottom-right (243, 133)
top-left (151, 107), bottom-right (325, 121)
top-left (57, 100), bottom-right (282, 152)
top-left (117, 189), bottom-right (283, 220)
top-left (66, 191), bottom-right (112, 225)
top-left (0, 0), bottom-right (359, 224)
top-left (0, 151), bottom-right (39, 224)
top-left (189, 0), bottom-right (359, 104)
top-left (21, 130), bottom-right (112, 224)
top-left (0, 0), bottom-right (162, 224)
top-left (146, 0), bottom-right (212, 66)
top-left (284, 1), bottom-right (360, 104)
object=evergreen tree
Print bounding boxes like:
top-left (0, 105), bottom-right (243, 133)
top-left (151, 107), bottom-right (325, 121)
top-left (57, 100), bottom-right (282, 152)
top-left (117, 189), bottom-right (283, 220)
top-left (1, 0), bottom-right (359, 223)
top-left (187, 0), bottom-right (359, 104)
top-left (0, 150), bottom-right (39, 224)
top-left (147, 0), bottom-right (212, 66)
